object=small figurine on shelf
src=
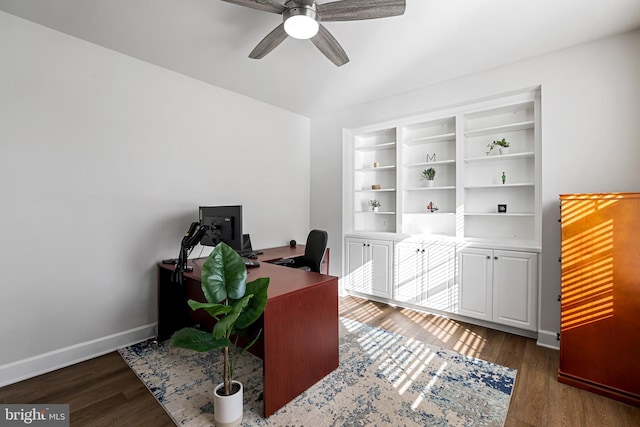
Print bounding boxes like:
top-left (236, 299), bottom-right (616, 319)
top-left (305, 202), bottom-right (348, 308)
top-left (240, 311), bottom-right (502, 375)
top-left (369, 199), bottom-right (382, 212)
top-left (502, 171), bottom-right (506, 184)
top-left (426, 201), bottom-right (439, 213)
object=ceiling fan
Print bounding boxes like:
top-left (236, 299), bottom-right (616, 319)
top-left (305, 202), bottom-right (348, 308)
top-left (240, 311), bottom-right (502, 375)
top-left (222, 0), bottom-right (406, 66)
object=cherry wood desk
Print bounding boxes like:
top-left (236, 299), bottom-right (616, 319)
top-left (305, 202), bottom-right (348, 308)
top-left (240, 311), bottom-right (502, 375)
top-left (157, 245), bottom-right (339, 417)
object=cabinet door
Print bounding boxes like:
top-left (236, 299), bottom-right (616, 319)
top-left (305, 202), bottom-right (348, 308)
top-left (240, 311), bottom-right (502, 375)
top-left (493, 251), bottom-right (537, 330)
top-left (394, 241), bottom-right (423, 304)
top-left (424, 243), bottom-right (455, 311)
top-left (344, 238), bottom-right (367, 293)
top-left (368, 239), bottom-right (393, 299)
top-left (458, 248), bottom-right (493, 321)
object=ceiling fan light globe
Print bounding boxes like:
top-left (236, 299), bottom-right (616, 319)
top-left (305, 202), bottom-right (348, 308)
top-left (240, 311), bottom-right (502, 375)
top-left (284, 15), bottom-right (319, 39)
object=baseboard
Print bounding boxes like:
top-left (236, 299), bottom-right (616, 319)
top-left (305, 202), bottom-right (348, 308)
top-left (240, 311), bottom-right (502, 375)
top-left (0, 323), bottom-right (156, 387)
top-left (536, 328), bottom-right (559, 350)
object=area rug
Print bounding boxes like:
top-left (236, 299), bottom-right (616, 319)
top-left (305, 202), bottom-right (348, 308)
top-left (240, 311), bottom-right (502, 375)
top-left (119, 318), bottom-right (516, 426)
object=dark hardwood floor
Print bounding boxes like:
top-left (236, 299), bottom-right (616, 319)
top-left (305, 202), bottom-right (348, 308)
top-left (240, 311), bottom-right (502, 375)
top-left (1, 295), bottom-right (639, 426)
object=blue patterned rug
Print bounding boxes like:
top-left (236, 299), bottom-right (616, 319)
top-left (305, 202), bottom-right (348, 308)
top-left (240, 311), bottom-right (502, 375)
top-left (119, 318), bottom-right (516, 426)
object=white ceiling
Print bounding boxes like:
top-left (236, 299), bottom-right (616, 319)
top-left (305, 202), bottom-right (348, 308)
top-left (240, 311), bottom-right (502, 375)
top-left (2, 0), bottom-right (640, 117)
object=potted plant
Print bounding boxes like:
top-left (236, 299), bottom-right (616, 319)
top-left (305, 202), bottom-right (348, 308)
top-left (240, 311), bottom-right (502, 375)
top-left (369, 199), bottom-right (382, 212)
top-left (487, 138), bottom-right (510, 155)
top-left (171, 242), bottom-right (269, 427)
top-left (420, 167), bottom-right (436, 186)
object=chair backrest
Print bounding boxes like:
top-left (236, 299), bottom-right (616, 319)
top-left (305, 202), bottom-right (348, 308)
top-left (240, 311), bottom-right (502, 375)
top-left (303, 229), bottom-right (328, 273)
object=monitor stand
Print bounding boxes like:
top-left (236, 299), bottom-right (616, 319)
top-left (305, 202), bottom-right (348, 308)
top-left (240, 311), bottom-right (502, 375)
top-left (179, 247), bottom-right (193, 271)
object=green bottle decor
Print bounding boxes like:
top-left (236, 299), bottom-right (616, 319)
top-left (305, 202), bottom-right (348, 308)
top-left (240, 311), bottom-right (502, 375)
top-left (502, 171), bottom-right (506, 184)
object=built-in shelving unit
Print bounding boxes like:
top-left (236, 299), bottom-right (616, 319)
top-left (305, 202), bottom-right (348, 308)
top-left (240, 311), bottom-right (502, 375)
top-left (461, 98), bottom-right (539, 245)
top-left (346, 91), bottom-right (540, 245)
top-left (400, 116), bottom-right (457, 236)
top-left (343, 88), bottom-right (541, 338)
top-left (352, 127), bottom-right (397, 233)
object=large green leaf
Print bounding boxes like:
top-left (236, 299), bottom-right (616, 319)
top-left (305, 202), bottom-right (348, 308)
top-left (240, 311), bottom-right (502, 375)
top-left (171, 327), bottom-right (230, 352)
top-left (235, 277), bottom-right (269, 330)
top-left (201, 243), bottom-right (247, 303)
top-left (212, 294), bottom-right (252, 340)
top-left (187, 299), bottom-right (232, 318)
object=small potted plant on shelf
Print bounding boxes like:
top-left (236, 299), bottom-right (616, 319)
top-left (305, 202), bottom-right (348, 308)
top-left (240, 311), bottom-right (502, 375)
top-left (171, 242), bottom-right (270, 427)
top-left (369, 199), bottom-right (382, 212)
top-left (487, 138), bottom-right (510, 155)
top-left (420, 167), bottom-right (436, 187)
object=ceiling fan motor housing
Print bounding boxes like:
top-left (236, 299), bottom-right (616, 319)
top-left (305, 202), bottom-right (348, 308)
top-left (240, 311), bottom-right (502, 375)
top-left (283, 1), bottom-right (319, 39)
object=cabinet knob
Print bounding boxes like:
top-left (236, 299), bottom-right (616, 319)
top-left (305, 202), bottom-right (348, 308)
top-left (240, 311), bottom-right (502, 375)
top-left (486, 256), bottom-right (490, 259)
top-left (494, 256), bottom-right (498, 260)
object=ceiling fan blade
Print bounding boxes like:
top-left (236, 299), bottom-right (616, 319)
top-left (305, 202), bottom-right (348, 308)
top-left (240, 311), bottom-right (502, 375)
top-left (221, 0), bottom-right (286, 14)
top-left (311, 24), bottom-right (349, 67)
top-left (249, 23), bottom-right (288, 59)
top-left (317, 0), bottom-right (406, 21)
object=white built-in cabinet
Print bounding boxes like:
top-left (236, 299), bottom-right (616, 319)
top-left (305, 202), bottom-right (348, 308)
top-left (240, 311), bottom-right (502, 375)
top-left (394, 240), bottom-right (455, 311)
top-left (343, 89), bottom-right (541, 335)
top-left (344, 238), bottom-right (393, 299)
top-left (458, 248), bottom-right (538, 331)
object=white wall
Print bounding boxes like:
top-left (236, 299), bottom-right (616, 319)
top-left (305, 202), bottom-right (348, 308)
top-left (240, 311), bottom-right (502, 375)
top-left (0, 12), bottom-right (311, 385)
top-left (311, 29), bottom-right (640, 346)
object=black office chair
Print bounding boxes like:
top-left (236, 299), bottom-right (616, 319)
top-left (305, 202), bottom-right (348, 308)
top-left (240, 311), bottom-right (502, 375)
top-left (273, 229), bottom-right (328, 273)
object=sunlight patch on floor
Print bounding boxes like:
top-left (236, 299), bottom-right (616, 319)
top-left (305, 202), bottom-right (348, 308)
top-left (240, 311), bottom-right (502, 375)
top-left (342, 317), bottom-right (450, 411)
top-left (413, 360), bottom-right (447, 410)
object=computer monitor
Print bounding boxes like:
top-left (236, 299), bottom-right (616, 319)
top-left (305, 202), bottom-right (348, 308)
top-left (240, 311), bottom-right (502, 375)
top-left (199, 205), bottom-right (243, 251)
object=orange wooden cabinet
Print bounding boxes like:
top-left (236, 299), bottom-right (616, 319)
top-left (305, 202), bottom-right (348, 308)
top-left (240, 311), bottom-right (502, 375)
top-left (558, 193), bottom-right (640, 407)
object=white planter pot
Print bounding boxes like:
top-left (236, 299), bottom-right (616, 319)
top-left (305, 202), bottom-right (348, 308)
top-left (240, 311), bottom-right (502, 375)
top-left (213, 381), bottom-right (243, 427)
top-left (372, 207), bottom-right (379, 212)
top-left (426, 180), bottom-right (435, 187)
top-left (499, 147), bottom-right (510, 155)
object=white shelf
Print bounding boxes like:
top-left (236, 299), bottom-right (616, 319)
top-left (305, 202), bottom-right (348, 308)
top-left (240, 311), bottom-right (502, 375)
top-left (405, 186), bottom-right (456, 191)
top-left (405, 211), bottom-right (456, 215)
top-left (464, 152), bottom-right (534, 163)
top-left (405, 159), bottom-right (455, 168)
top-left (356, 188), bottom-right (396, 192)
top-left (464, 183), bottom-right (534, 189)
top-left (464, 212), bottom-right (535, 217)
top-left (355, 142), bottom-right (396, 152)
top-left (404, 132), bottom-right (456, 146)
top-left (356, 211), bottom-right (396, 215)
top-left (356, 165), bottom-right (396, 172)
top-left (464, 121), bottom-right (534, 138)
